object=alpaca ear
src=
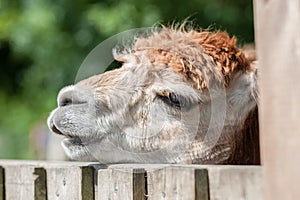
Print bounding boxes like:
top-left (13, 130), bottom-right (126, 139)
top-left (112, 48), bottom-right (141, 67)
top-left (112, 48), bottom-right (128, 63)
top-left (226, 70), bottom-right (258, 117)
top-left (242, 44), bottom-right (257, 69)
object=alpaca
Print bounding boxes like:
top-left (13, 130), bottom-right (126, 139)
top-left (47, 26), bottom-right (260, 165)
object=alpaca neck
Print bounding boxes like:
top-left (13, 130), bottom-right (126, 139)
top-left (228, 106), bottom-right (260, 164)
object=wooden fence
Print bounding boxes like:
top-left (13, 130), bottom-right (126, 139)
top-left (0, 160), bottom-right (262, 200)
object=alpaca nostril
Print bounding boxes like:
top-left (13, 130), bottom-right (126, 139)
top-left (58, 86), bottom-right (90, 107)
top-left (59, 94), bottom-right (87, 107)
top-left (60, 97), bottom-right (73, 107)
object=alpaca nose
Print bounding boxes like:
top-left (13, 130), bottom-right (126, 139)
top-left (57, 86), bottom-right (90, 107)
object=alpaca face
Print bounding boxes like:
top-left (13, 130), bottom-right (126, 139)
top-left (47, 28), bottom-right (259, 164)
top-left (47, 63), bottom-right (256, 164)
top-left (48, 63), bottom-right (208, 163)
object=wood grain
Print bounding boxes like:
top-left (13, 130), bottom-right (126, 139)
top-left (254, 0), bottom-right (300, 199)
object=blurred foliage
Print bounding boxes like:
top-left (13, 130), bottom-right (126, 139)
top-left (0, 0), bottom-right (254, 159)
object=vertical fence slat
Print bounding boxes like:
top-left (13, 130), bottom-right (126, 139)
top-left (147, 166), bottom-right (209, 200)
top-left (0, 166), bottom-right (4, 200)
top-left (4, 165), bottom-right (37, 200)
top-left (207, 166), bottom-right (262, 200)
top-left (97, 169), bottom-right (110, 200)
top-left (254, 0), bottom-right (300, 199)
top-left (97, 167), bottom-right (146, 200)
top-left (46, 165), bottom-right (95, 200)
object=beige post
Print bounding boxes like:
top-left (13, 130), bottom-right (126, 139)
top-left (254, 0), bottom-right (300, 199)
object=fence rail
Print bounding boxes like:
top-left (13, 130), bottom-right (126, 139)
top-left (0, 160), bottom-right (262, 200)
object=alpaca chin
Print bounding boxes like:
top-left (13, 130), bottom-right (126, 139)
top-left (61, 138), bottom-right (96, 161)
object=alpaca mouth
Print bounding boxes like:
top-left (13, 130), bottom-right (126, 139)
top-left (51, 123), bottom-right (64, 136)
top-left (50, 124), bottom-right (83, 145)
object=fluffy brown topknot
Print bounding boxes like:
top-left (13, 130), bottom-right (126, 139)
top-left (115, 26), bottom-right (252, 90)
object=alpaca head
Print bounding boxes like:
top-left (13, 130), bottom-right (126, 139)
top-left (47, 27), bottom-right (259, 164)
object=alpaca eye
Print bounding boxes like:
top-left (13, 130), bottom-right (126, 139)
top-left (169, 93), bottom-right (181, 107)
top-left (157, 91), bottom-right (185, 108)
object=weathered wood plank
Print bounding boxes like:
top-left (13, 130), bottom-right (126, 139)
top-left (46, 166), bottom-right (80, 200)
top-left (254, 0), bottom-right (300, 199)
top-left (46, 165), bottom-right (95, 200)
top-left (97, 167), bottom-right (146, 200)
top-left (207, 165), bottom-right (262, 200)
top-left (147, 166), bottom-right (209, 200)
top-left (4, 164), bottom-right (37, 200)
top-left (0, 166), bottom-right (4, 200)
top-left (97, 170), bottom-right (110, 200)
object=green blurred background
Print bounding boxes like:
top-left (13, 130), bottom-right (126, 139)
top-left (0, 0), bottom-right (254, 159)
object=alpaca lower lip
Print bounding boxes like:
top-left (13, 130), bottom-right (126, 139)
top-left (51, 124), bottom-right (75, 139)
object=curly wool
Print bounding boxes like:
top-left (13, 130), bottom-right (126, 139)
top-left (115, 27), bottom-right (252, 90)
top-left (190, 31), bottom-right (251, 85)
